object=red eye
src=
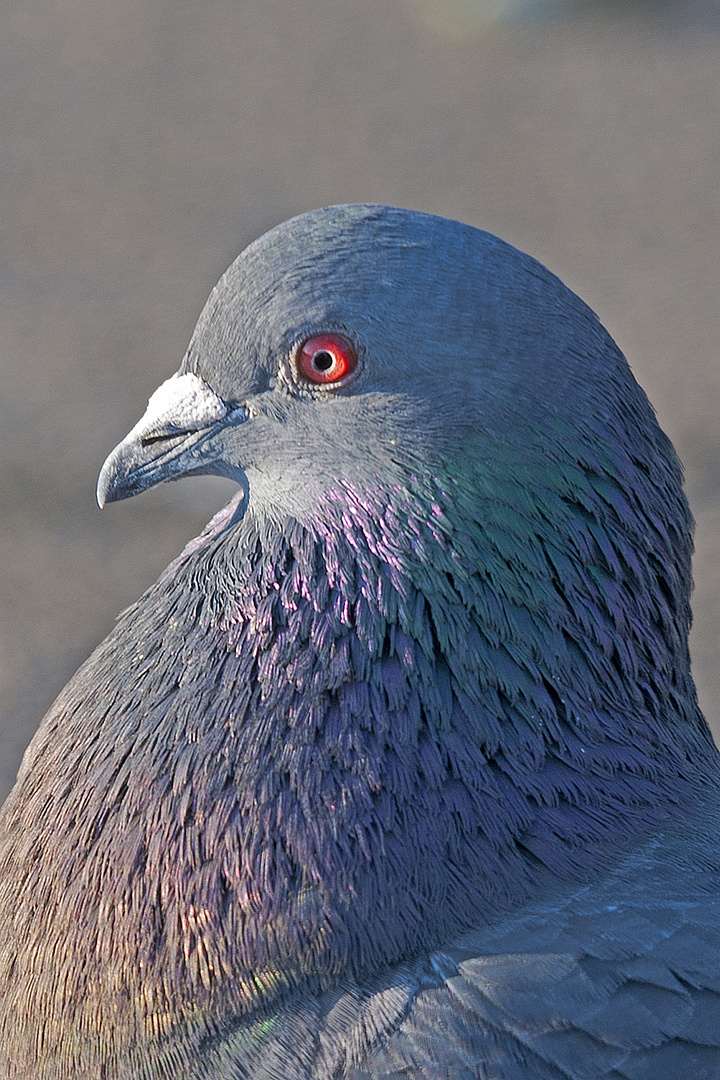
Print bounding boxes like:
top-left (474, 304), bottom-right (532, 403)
top-left (296, 333), bottom-right (358, 386)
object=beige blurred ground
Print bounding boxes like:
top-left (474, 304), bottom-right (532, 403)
top-left (0, 0), bottom-right (718, 801)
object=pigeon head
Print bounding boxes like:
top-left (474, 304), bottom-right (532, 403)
top-left (99, 204), bottom-right (643, 528)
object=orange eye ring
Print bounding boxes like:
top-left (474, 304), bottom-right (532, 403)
top-left (296, 333), bottom-right (358, 386)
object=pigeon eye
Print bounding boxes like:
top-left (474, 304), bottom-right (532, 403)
top-left (296, 333), bottom-right (358, 386)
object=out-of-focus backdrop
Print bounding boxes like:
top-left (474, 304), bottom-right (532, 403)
top-left (1, 0), bottom-right (718, 801)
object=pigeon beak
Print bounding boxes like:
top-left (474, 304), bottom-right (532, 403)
top-left (97, 372), bottom-right (240, 507)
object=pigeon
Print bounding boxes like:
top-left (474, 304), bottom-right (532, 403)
top-left (0, 203), bottom-right (719, 1079)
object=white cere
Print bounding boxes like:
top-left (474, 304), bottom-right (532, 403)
top-left (129, 372), bottom-right (228, 440)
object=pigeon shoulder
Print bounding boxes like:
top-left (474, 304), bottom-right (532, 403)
top-left (352, 793), bottom-right (720, 1080)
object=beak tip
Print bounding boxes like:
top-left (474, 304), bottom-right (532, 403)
top-left (96, 452), bottom-right (118, 509)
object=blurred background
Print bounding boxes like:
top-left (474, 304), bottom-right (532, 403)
top-left (1, 0), bottom-right (718, 801)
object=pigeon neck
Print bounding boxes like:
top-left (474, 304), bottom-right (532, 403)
top-left (187, 467), bottom-right (717, 935)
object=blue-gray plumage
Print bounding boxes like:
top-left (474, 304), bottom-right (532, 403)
top-left (1, 204), bottom-right (719, 1078)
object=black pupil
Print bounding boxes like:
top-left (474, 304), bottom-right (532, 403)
top-left (313, 350), bottom-right (334, 372)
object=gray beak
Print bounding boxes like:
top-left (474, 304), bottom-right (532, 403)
top-left (97, 372), bottom-right (237, 507)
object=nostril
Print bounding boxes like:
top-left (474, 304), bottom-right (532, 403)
top-left (140, 430), bottom-right (189, 447)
